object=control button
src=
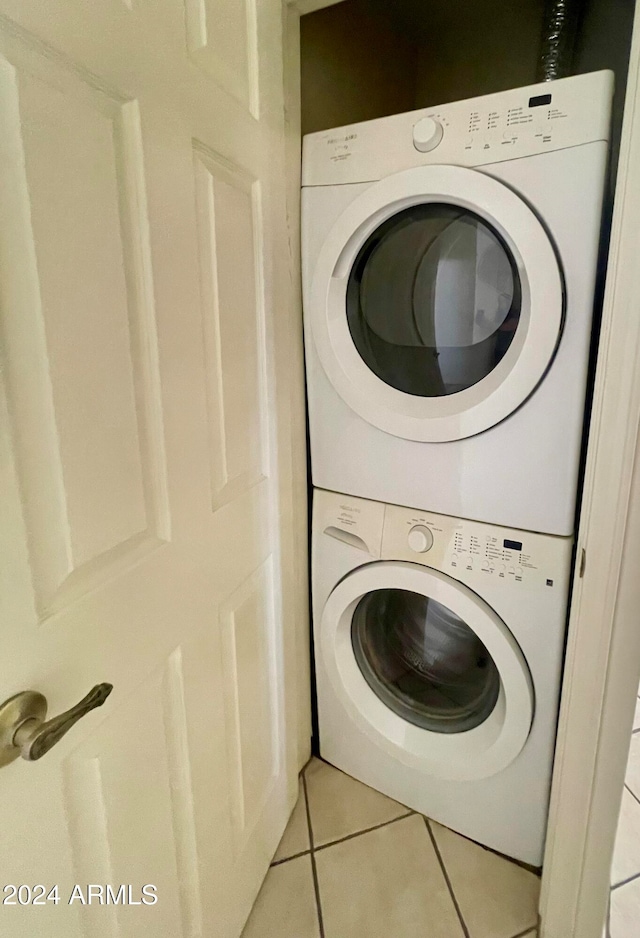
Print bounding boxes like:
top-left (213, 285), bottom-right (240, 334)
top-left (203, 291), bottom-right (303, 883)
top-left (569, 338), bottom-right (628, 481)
top-left (516, 566), bottom-right (524, 578)
top-left (451, 554), bottom-right (459, 567)
top-left (498, 564), bottom-right (506, 577)
top-left (408, 524), bottom-right (434, 553)
top-left (413, 117), bottom-right (444, 153)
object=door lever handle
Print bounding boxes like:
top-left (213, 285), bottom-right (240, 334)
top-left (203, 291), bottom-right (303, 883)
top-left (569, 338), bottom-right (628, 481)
top-left (0, 684), bottom-right (113, 767)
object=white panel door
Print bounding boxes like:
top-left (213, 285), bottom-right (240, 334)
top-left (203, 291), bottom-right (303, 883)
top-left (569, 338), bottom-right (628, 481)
top-left (0, 1), bottom-right (303, 936)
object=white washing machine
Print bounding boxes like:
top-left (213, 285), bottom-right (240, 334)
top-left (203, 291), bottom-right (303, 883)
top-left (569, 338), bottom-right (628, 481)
top-left (302, 71), bottom-right (613, 536)
top-left (312, 487), bottom-right (573, 865)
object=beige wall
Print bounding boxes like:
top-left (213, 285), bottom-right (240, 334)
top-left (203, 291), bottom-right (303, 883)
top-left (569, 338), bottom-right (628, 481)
top-left (300, 1), bottom-right (417, 135)
top-left (412, 0), bottom-right (545, 109)
top-left (300, 0), bottom-right (547, 135)
top-left (574, 0), bottom-right (636, 184)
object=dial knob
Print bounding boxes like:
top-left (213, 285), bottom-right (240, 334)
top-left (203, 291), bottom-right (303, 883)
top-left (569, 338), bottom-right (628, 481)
top-left (413, 117), bottom-right (444, 153)
top-left (407, 525), bottom-right (434, 553)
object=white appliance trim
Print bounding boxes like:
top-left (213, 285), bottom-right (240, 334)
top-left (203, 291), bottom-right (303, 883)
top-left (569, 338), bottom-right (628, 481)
top-left (309, 163), bottom-right (564, 441)
top-left (320, 559), bottom-right (534, 780)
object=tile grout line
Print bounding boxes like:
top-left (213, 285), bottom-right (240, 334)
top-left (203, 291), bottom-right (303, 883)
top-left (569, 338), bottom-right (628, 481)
top-left (313, 810), bottom-right (415, 853)
top-left (611, 868), bottom-right (640, 891)
top-left (476, 841), bottom-right (541, 878)
top-left (271, 848), bottom-right (311, 867)
top-left (624, 782), bottom-right (640, 807)
top-left (610, 703), bottom-right (637, 937)
top-left (302, 770), bottom-right (326, 938)
top-left (611, 696), bottom-right (640, 928)
top-left (424, 817), bottom-right (471, 938)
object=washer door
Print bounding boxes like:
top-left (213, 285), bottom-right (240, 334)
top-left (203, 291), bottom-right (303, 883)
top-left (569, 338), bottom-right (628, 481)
top-left (320, 561), bottom-right (534, 780)
top-left (309, 164), bottom-right (563, 442)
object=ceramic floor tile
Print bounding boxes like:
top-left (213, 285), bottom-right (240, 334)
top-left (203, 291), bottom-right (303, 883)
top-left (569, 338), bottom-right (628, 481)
top-left (241, 854), bottom-right (320, 938)
top-left (430, 821), bottom-right (539, 938)
top-left (273, 779), bottom-right (309, 862)
top-left (315, 813), bottom-right (464, 938)
top-left (304, 757), bottom-right (408, 846)
top-left (610, 875), bottom-right (640, 938)
top-left (611, 788), bottom-right (640, 886)
top-left (624, 734), bottom-right (640, 801)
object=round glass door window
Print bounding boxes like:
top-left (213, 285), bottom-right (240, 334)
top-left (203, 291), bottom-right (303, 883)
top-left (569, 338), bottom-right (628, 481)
top-left (346, 204), bottom-right (521, 397)
top-left (351, 588), bottom-right (501, 733)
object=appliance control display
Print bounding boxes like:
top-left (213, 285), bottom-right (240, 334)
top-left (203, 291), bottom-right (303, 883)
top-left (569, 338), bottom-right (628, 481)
top-left (449, 528), bottom-right (538, 582)
top-left (381, 501), bottom-right (561, 591)
top-left (303, 71), bottom-right (612, 188)
top-left (529, 93), bottom-right (552, 107)
top-left (503, 539), bottom-right (523, 551)
top-left (407, 524), bottom-right (434, 553)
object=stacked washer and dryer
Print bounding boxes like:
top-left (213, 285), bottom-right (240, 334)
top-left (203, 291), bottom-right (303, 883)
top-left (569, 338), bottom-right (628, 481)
top-left (302, 71), bottom-right (613, 865)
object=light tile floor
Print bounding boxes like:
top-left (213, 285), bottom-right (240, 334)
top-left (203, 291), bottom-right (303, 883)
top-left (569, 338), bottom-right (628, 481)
top-left (242, 756), bottom-right (540, 938)
top-left (609, 690), bottom-right (640, 937)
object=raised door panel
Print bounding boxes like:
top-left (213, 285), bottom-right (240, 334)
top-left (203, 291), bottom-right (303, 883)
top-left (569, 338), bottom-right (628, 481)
top-left (0, 49), bottom-right (168, 619)
top-left (220, 557), bottom-right (278, 853)
top-left (64, 653), bottom-right (201, 938)
top-left (193, 145), bottom-right (268, 511)
top-left (184, 0), bottom-right (258, 116)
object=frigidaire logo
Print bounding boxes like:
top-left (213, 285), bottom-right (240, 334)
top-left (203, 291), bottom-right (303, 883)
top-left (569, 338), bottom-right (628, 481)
top-left (327, 133), bottom-right (357, 144)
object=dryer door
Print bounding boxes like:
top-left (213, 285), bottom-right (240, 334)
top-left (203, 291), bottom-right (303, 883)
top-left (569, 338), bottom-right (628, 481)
top-left (320, 560), bottom-right (534, 781)
top-left (309, 164), bottom-right (563, 442)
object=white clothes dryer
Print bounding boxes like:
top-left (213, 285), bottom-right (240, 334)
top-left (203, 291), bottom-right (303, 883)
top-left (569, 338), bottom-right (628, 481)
top-left (302, 72), bottom-right (613, 535)
top-left (312, 487), bottom-right (573, 865)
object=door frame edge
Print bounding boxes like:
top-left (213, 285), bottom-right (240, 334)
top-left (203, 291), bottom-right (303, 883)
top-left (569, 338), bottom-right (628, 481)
top-left (540, 3), bottom-right (640, 935)
top-left (282, 0), bottom-right (312, 772)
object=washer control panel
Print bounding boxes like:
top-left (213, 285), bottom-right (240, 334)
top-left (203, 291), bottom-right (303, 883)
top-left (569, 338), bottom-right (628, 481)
top-left (381, 501), bottom-right (571, 592)
top-left (313, 488), bottom-right (573, 598)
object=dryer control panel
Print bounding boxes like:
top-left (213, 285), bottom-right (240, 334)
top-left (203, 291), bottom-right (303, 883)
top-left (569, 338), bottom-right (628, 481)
top-left (302, 70), bottom-right (613, 187)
